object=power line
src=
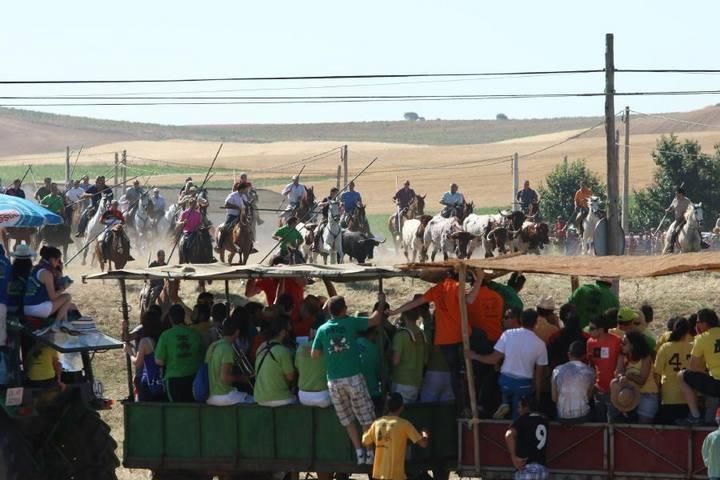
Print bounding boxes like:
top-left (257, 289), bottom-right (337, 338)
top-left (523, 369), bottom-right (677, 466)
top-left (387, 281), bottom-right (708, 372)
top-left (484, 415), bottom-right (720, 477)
top-left (629, 109), bottom-right (720, 129)
top-left (0, 69), bottom-right (604, 85)
top-left (617, 68), bottom-right (720, 74)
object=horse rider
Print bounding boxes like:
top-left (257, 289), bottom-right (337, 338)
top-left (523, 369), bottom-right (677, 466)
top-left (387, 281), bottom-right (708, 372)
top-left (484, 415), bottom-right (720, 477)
top-left (34, 177), bottom-right (52, 203)
top-left (280, 175), bottom-right (307, 223)
top-left (566, 180), bottom-right (593, 236)
top-left (178, 177), bottom-right (193, 199)
top-left (39, 183), bottom-right (66, 219)
top-left (273, 216), bottom-right (304, 264)
top-left (216, 182), bottom-right (248, 250)
top-left (339, 181), bottom-right (363, 226)
top-left (664, 187), bottom-right (693, 254)
top-left (76, 176), bottom-right (113, 237)
top-left (239, 172), bottom-right (263, 225)
top-left (313, 186), bottom-right (340, 253)
top-left (440, 183), bottom-right (465, 218)
top-left (5, 179), bottom-right (25, 199)
top-left (100, 200), bottom-right (134, 261)
top-left (177, 198), bottom-right (212, 263)
top-left (516, 180), bottom-right (539, 215)
top-left (124, 179), bottom-right (145, 220)
top-left (147, 249), bottom-right (166, 295)
top-left (150, 188), bottom-right (166, 220)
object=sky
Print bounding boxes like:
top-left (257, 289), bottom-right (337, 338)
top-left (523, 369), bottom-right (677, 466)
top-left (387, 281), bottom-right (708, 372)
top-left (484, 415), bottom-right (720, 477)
top-left (3, 0), bottom-right (720, 125)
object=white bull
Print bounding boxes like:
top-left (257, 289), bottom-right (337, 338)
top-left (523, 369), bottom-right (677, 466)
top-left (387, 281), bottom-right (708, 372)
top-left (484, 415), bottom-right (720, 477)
top-left (401, 215), bottom-right (432, 262)
top-left (423, 215), bottom-right (476, 261)
top-left (463, 213), bottom-right (508, 258)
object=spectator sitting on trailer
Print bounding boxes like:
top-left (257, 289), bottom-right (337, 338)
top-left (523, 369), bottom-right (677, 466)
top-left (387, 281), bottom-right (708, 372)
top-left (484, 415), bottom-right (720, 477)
top-left (615, 331), bottom-right (658, 424)
top-left (312, 294), bottom-right (386, 466)
top-left (505, 395), bottom-right (550, 480)
top-left (610, 307), bottom-right (656, 352)
top-left (0, 244), bottom-right (9, 348)
top-left (547, 305), bottom-right (588, 369)
top-left (702, 407), bottom-right (720, 480)
top-left (154, 304), bottom-right (204, 402)
top-left (568, 278), bottom-right (619, 330)
top-left (25, 343), bottom-right (65, 390)
top-left (654, 317), bottom-right (693, 424)
top-left (208, 303), bottom-right (228, 343)
top-left (124, 308), bottom-right (165, 402)
top-left (419, 298), bottom-right (455, 404)
top-left (534, 297), bottom-right (560, 344)
top-left (469, 309), bottom-right (548, 420)
top-left (503, 307), bottom-right (522, 331)
top-left (677, 308), bottom-right (720, 426)
top-left (254, 314), bottom-right (297, 407)
top-left (296, 317), bottom-right (331, 408)
top-left (552, 340), bottom-right (594, 423)
top-left (391, 307), bottom-right (427, 404)
top-left (362, 393), bottom-right (429, 480)
top-left (206, 315), bottom-right (254, 406)
top-left (357, 324), bottom-right (382, 413)
top-left (190, 303), bottom-right (213, 349)
top-left (586, 314), bottom-right (624, 422)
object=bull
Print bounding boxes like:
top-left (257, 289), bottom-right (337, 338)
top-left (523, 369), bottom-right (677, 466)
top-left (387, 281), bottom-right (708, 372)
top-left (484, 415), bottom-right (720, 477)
top-left (340, 231), bottom-right (385, 264)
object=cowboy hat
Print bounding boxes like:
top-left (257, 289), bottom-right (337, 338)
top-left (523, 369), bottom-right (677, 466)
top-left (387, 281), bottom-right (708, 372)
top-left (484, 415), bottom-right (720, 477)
top-left (537, 296), bottom-right (555, 311)
top-left (610, 377), bottom-right (640, 413)
top-left (10, 242), bottom-right (36, 259)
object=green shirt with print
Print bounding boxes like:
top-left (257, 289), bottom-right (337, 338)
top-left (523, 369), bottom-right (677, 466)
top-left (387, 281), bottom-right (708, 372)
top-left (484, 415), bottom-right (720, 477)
top-left (273, 225), bottom-right (303, 255)
top-left (295, 343), bottom-right (328, 392)
top-left (392, 324), bottom-right (426, 388)
top-left (40, 194), bottom-right (65, 216)
top-left (254, 343), bottom-right (295, 403)
top-left (312, 316), bottom-right (369, 380)
top-left (568, 282), bottom-right (619, 329)
top-left (487, 281), bottom-right (524, 312)
top-left (155, 325), bottom-right (204, 379)
top-left (206, 339), bottom-right (235, 396)
top-left (357, 337), bottom-right (381, 397)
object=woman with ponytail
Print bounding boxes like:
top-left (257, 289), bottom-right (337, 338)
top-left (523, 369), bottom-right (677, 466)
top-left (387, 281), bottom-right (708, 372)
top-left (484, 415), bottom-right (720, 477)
top-left (24, 246), bottom-right (77, 322)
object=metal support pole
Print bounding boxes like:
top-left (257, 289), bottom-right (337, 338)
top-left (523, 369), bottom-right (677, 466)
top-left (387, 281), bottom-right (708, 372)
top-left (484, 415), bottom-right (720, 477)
top-left (336, 165), bottom-right (341, 190)
top-left (512, 153), bottom-right (519, 212)
top-left (605, 33), bottom-right (621, 255)
top-left (114, 153), bottom-right (119, 198)
top-left (121, 150), bottom-right (127, 190)
top-left (119, 279), bottom-right (134, 400)
top-left (342, 145), bottom-right (348, 187)
top-left (65, 146), bottom-right (71, 186)
top-left (622, 106), bottom-right (630, 234)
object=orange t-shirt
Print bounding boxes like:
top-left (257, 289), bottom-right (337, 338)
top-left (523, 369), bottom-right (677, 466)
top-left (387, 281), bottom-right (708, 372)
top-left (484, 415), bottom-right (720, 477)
top-left (467, 286), bottom-right (504, 342)
top-left (423, 278), bottom-right (465, 345)
top-left (254, 278), bottom-right (306, 334)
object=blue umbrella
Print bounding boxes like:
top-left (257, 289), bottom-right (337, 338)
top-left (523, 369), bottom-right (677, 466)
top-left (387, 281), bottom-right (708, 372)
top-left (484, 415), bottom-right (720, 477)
top-left (0, 194), bottom-right (64, 227)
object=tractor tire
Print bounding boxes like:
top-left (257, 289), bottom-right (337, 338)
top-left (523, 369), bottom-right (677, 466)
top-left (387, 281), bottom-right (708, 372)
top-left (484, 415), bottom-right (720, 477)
top-left (0, 412), bottom-right (45, 480)
top-left (49, 402), bottom-right (119, 480)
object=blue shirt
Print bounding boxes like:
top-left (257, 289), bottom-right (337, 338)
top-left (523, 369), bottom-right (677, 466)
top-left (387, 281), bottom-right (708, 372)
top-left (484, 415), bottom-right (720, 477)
top-left (24, 269), bottom-right (50, 307)
top-left (86, 185), bottom-right (113, 208)
top-left (0, 247), bottom-right (10, 305)
top-left (703, 429), bottom-right (720, 478)
top-left (340, 190), bottom-right (362, 212)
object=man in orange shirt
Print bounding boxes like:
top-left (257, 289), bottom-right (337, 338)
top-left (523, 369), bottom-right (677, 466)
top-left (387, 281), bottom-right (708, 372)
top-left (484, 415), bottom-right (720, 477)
top-left (568, 180), bottom-right (593, 236)
top-left (389, 269), bottom-right (483, 405)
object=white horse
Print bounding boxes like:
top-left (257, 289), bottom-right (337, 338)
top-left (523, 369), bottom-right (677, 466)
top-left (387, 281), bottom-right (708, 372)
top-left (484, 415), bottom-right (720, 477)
top-left (664, 203), bottom-right (704, 254)
top-left (320, 200), bottom-right (343, 264)
top-left (132, 194), bottom-right (155, 256)
top-left (581, 196), bottom-right (602, 255)
top-left (82, 195), bottom-right (112, 266)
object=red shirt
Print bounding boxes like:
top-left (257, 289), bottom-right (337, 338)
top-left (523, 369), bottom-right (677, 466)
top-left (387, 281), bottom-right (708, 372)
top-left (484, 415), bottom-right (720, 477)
top-left (467, 286), bottom-right (504, 342)
top-left (587, 334), bottom-right (622, 393)
top-left (423, 278), bottom-right (465, 345)
top-left (254, 278), bottom-right (306, 335)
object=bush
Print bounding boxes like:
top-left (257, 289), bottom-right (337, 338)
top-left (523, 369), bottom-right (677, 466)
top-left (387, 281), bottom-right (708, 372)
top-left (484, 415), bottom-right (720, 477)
top-left (538, 159), bottom-right (606, 222)
top-left (403, 112), bottom-right (420, 121)
top-left (496, 113), bottom-right (509, 120)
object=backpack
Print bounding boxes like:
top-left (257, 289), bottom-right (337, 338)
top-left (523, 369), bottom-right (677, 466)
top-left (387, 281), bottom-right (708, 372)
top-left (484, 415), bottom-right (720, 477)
top-left (193, 341), bottom-right (221, 402)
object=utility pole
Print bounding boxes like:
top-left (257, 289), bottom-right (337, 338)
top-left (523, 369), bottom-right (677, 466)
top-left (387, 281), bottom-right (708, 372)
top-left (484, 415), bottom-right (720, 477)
top-left (121, 149), bottom-right (127, 190)
top-left (622, 106), bottom-right (630, 234)
top-left (604, 33), bottom-right (621, 255)
top-left (341, 145), bottom-right (348, 186)
top-left (511, 153), bottom-right (519, 211)
top-left (114, 153), bottom-right (119, 198)
top-left (336, 165), bottom-right (341, 190)
top-left (65, 146), bottom-right (71, 185)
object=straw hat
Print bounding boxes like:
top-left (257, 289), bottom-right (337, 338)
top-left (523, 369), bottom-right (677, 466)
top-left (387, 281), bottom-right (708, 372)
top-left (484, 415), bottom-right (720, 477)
top-left (10, 242), bottom-right (36, 259)
top-left (610, 377), bottom-right (640, 413)
top-left (537, 295), bottom-right (556, 311)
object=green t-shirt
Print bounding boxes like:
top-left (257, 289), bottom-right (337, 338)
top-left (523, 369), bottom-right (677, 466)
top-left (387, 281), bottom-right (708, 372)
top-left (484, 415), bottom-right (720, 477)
top-left (254, 343), bottom-right (295, 403)
top-left (357, 337), bottom-right (381, 397)
top-left (312, 316), bottom-right (369, 380)
top-left (273, 225), bottom-right (303, 254)
top-left (207, 339), bottom-right (235, 396)
top-left (40, 194), bottom-right (65, 215)
top-left (295, 343), bottom-right (328, 392)
top-left (155, 325), bottom-right (204, 379)
top-left (488, 281), bottom-right (523, 312)
top-left (568, 282), bottom-right (619, 329)
top-left (391, 324), bottom-right (426, 388)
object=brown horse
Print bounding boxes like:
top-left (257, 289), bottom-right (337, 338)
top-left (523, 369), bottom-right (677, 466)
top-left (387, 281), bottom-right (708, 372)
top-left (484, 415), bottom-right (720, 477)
top-left (1, 227), bottom-right (35, 253)
top-left (388, 194), bottom-right (426, 251)
top-left (215, 215), bottom-right (254, 264)
top-left (95, 224), bottom-right (131, 271)
top-left (280, 186), bottom-right (316, 226)
top-left (346, 204), bottom-right (371, 235)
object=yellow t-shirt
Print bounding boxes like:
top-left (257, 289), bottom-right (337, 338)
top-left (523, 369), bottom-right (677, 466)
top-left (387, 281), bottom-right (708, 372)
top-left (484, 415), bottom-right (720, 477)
top-left (654, 339), bottom-right (693, 405)
top-left (656, 331), bottom-right (672, 351)
top-left (691, 327), bottom-right (720, 379)
top-left (362, 416), bottom-right (422, 480)
top-left (627, 358), bottom-right (658, 394)
top-left (27, 345), bottom-right (58, 382)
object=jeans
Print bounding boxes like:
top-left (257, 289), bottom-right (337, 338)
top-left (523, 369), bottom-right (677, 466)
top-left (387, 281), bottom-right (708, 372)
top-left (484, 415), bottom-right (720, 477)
top-left (439, 343), bottom-right (465, 408)
top-left (499, 373), bottom-right (534, 419)
top-left (594, 391), bottom-right (620, 423)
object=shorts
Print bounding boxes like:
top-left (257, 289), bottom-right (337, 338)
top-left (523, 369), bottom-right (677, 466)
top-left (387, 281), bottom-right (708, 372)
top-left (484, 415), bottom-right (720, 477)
top-left (514, 463), bottom-right (549, 480)
top-left (683, 370), bottom-right (720, 398)
top-left (391, 383), bottom-right (419, 404)
top-left (299, 390), bottom-right (332, 408)
top-left (637, 393), bottom-right (659, 419)
top-left (257, 395), bottom-right (297, 408)
top-left (25, 301), bottom-right (53, 319)
top-left (328, 374), bottom-right (375, 427)
top-left (207, 389), bottom-right (254, 406)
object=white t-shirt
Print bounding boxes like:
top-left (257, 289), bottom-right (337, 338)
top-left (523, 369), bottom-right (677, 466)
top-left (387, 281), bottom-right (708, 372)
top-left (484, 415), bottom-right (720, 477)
top-left (494, 327), bottom-right (548, 379)
top-left (65, 187), bottom-right (85, 203)
top-left (282, 183), bottom-right (306, 204)
top-left (224, 191), bottom-right (246, 215)
top-left (552, 360), bottom-right (595, 419)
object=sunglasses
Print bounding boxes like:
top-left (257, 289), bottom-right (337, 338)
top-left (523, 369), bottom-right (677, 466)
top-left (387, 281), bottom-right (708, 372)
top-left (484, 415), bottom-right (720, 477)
top-left (588, 325), bottom-right (599, 331)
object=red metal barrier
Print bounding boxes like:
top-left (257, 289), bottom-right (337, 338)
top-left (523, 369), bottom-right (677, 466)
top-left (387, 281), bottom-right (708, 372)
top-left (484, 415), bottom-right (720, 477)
top-left (460, 420), bottom-right (714, 479)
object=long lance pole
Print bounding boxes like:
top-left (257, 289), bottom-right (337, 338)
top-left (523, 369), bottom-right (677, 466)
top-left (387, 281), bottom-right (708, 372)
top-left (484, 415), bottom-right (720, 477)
top-left (69, 145), bottom-right (84, 180)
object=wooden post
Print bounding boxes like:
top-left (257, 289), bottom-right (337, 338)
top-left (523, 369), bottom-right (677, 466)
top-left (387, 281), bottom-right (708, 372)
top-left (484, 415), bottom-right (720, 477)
top-left (512, 153), bottom-right (519, 212)
top-left (121, 149), bottom-right (127, 189)
top-left (65, 146), bottom-right (71, 185)
top-left (457, 263), bottom-right (480, 473)
top-left (119, 279), bottom-right (134, 400)
top-left (336, 165), bottom-right (342, 190)
top-left (377, 278), bottom-right (389, 403)
top-left (114, 153), bottom-right (119, 198)
top-left (342, 145), bottom-right (348, 186)
top-left (622, 106), bottom-right (630, 235)
top-left (570, 275), bottom-right (579, 293)
top-left (605, 33), bottom-right (621, 255)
